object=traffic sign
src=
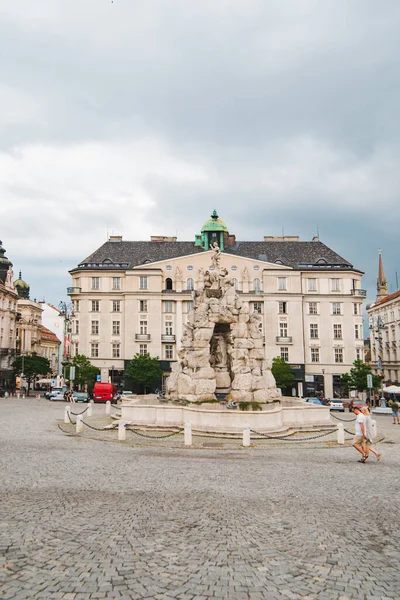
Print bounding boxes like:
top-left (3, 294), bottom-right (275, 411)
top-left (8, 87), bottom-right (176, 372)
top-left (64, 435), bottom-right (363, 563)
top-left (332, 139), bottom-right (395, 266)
top-left (367, 374), bottom-right (373, 388)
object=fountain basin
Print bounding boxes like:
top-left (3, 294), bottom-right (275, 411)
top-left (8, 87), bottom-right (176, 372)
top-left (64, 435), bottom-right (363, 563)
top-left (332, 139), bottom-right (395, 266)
top-left (120, 397), bottom-right (332, 434)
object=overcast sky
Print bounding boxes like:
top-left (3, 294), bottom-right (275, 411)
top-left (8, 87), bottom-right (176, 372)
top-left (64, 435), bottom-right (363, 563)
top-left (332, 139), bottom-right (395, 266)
top-left (1, 0), bottom-right (399, 311)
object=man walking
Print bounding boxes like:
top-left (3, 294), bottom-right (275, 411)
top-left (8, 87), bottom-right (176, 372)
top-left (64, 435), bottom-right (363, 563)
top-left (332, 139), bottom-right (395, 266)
top-left (352, 406), bottom-right (367, 463)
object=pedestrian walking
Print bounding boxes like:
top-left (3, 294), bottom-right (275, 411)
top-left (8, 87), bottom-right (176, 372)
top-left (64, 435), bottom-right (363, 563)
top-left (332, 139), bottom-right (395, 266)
top-left (391, 400), bottom-right (399, 424)
top-left (360, 406), bottom-right (381, 462)
top-left (352, 406), bottom-right (368, 463)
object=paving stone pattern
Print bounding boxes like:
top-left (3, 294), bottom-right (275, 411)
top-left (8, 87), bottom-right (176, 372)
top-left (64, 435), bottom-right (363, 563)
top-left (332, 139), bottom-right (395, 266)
top-left (1, 398), bottom-right (400, 600)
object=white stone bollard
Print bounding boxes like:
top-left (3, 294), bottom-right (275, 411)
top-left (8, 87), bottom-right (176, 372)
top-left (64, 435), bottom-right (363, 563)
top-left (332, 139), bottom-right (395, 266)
top-left (243, 424), bottom-right (251, 447)
top-left (372, 419), bottom-right (377, 439)
top-left (17, 393), bottom-right (20, 399)
top-left (64, 406), bottom-right (70, 424)
top-left (337, 423), bottom-right (344, 445)
top-left (118, 421), bottom-right (126, 441)
top-left (184, 422), bottom-right (192, 446)
top-left (76, 414), bottom-right (84, 433)
top-left (105, 400), bottom-right (111, 415)
top-left (87, 402), bottom-right (93, 417)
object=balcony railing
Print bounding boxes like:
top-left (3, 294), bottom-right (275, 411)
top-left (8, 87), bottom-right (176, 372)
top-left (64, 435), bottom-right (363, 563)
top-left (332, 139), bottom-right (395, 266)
top-left (161, 334), bottom-right (176, 342)
top-left (276, 336), bottom-right (293, 344)
top-left (351, 289), bottom-right (367, 297)
top-left (135, 333), bottom-right (151, 341)
top-left (67, 287), bottom-right (82, 294)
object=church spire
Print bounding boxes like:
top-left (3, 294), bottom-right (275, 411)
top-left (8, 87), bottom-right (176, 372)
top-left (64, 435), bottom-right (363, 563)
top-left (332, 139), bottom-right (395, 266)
top-left (377, 248), bottom-right (388, 299)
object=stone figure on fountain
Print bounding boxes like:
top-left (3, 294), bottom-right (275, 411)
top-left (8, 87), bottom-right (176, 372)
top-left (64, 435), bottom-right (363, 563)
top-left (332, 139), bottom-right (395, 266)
top-left (165, 242), bottom-right (281, 403)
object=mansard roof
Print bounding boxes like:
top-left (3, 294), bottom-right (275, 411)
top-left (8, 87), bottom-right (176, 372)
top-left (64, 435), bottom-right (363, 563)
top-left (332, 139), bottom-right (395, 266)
top-left (71, 238), bottom-right (358, 273)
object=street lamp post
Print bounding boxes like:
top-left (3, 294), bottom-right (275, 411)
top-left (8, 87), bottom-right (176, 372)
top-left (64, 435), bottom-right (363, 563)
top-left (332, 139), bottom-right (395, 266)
top-left (59, 302), bottom-right (75, 385)
top-left (369, 315), bottom-right (386, 406)
top-left (321, 368), bottom-right (325, 398)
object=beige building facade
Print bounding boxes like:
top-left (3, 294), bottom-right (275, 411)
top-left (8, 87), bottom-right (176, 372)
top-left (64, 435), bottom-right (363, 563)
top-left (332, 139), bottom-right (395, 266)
top-left (0, 242), bottom-right (18, 389)
top-left (367, 251), bottom-right (400, 385)
top-left (67, 213), bottom-right (365, 398)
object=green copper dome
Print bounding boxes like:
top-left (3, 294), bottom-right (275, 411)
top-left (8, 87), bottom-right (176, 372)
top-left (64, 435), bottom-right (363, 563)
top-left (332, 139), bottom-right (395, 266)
top-left (14, 271), bottom-right (30, 298)
top-left (201, 209), bottom-right (228, 233)
top-left (0, 240), bottom-right (12, 267)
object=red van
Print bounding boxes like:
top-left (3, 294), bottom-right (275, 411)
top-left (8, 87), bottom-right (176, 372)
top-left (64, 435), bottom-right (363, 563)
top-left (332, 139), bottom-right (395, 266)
top-left (93, 382), bottom-right (117, 403)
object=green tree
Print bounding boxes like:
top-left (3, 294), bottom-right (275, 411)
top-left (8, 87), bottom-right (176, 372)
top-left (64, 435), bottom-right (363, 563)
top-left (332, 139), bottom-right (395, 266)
top-left (340, 360), bottom-right (381, 393)
top-left (70, 354), bottom-right (100, 390)
top-left (13, 353), bottom-right (51, 396)
top-left (271, 356), bottom-right (295, 389)
top-left (126, 353), bottom-right (163, 394)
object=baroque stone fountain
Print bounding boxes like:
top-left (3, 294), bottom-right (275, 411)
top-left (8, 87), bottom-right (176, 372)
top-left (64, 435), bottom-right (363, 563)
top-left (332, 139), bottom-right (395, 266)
top-left (166, 242), bottom-right (281, 404)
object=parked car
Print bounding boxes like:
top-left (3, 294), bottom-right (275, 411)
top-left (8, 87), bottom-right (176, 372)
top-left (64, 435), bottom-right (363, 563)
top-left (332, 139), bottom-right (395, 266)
top-left (72, 392), bottom-right (89, 403)
top-left (49, 392), bottom-right (66, 401)
top-left (305, 397), bottom-right (324, 406)
top-left (121, 390), bottom-right (133, 397)
top-left (46, 387), bottom-right (65, 400)
top-left (328, 399), bottom-right (345, 412)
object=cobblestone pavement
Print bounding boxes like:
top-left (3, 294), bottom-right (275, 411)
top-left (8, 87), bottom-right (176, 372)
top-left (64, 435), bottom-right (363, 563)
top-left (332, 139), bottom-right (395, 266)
top-left (1, 397), bottom-right (399, 600)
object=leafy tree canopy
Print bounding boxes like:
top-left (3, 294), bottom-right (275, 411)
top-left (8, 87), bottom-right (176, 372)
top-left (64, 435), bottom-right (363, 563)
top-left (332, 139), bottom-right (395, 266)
top-left (70, 354), bottom-right (100, 388)
top-left (340, 360), bottom-right (381, 392)
top-left (13, 353), bottom-right (51, 394)
top-left (126, 353), bottom-right (162, 394)
top-left (271, 356), bottom-right (295, 389)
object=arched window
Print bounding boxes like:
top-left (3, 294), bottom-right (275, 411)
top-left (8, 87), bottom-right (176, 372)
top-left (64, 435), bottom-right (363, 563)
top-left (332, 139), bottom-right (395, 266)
top-left (186, 278), bottom-right (194, 291)
top-left (232, 278), bottom-right (239, 290)
top-left (165, 278), bottom-right (173, 290)
top-left (253, 278), bottom-right (261, 293)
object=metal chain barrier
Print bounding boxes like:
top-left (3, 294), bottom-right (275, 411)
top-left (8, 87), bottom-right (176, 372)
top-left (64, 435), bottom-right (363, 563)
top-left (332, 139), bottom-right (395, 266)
top-left (126, 427), bottom-right (184, 439)
top-left (81, 420), bottom-right (113, 431)
top-left (330, 413), bottom-right (356, 422)
top-left (69, 405), bottom-right (90, 416)
top-left (250, 428), bottom-right (337, 441)
top-left (68, 412), bottom-right (76, 425)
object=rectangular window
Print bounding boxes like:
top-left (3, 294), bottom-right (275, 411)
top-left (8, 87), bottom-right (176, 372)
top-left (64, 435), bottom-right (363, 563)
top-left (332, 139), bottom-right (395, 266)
top-left (355, 324), bottom-right (362, 339)
top-left (356, 348), bottom-right (362, 360)
top-left (74, 342), bottom-right (79, 356)
top-left (331, 278), bottom-right (340, 292)
top-left (112, 277), bottom-right (120, 290)
top-left (112, 321), bottom-right (120, 335)
top-left (112, 343), bottom-right (120, 359)
top-left (91, 343), bottom-right (99, 358)
top-left (139, 276), bottom-right (148, 290)
top-left (91, 300), bottom-right (100, 312)
top-left (308, 302), bottom-right (318, 315)
top-left (139, 344), bottom-right (148, 356)
top-left (253, 302), bottom-right (262, 314)
top-left (333, 324), bottom-right (342, 339)
top-left (73, 300), bottom-right (80, 312)
top-left (310, 324), bottom-right (319, 339)
top-left (139, 300), bottom-right (148, 312)
top-left (91, 277), bottom-right (100, 290)
top-left (186, 301), bottom-right (194, 313)
top-left (278, 301), bottom-right (287, 314)
top-left (332, 302), bottom-right (341, 315)
top-left (112, 300), bottom-right (120, 312)
top-left (165, 322), bottom-right (173, 335)
top-left (308, 278), bottom-right (317, 292)
top-left (75, 320), bottom-right (79, 335)
top-left (165, 344), bottom-right (173, 360)
top-left (280, 347), bottom-right (289, 362)
top-left (164, 301), bottom-right (173, 313)
top-left (335, 348), bottom-right (343, 363)
top-left (140, 320), bottom-right (148, 334)
top-left (311, 348), bottom-right (320, 363)
top-left (91, 320), bottom-right (99, 335)
top-left (353, 303), bottom-right (359, 315)
top-left (279, 322), bottom-right (288, 337)
top-left (278, 277), bottom-right (287, 291)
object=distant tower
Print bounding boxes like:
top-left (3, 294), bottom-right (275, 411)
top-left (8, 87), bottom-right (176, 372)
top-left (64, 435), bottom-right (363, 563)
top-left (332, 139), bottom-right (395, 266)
top-left (377, 249), bottom-right (388, 299)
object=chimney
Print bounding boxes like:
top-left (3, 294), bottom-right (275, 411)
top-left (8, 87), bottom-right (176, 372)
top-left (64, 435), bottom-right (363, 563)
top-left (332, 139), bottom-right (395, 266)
top-left (109, 235), bottom-right (123, 242)
top-left (150, 236), bottom-right (177, 242)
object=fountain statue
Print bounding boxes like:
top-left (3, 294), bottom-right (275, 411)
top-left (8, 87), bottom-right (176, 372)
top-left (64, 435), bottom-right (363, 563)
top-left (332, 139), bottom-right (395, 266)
top-left (166, 242), bottom-right (281, 403)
